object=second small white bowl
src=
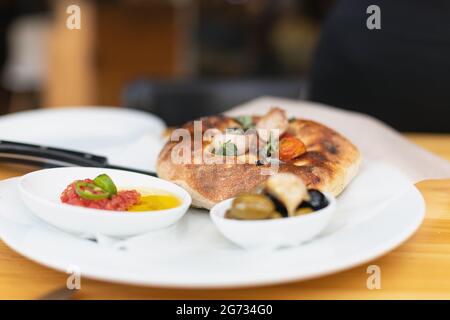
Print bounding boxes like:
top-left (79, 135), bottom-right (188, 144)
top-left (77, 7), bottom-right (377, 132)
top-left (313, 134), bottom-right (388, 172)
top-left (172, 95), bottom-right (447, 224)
top-left (19, 167), bottom-right (192, 238)
top-left (210, 193), bottom-right (336, 249)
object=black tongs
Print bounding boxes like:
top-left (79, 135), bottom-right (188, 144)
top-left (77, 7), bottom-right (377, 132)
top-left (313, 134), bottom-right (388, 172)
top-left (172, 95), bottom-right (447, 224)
top-left (0, 140), bottom-right (157, 176)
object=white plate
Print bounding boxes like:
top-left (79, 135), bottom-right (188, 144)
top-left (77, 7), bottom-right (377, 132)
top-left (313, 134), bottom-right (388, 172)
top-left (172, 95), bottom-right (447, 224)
top-left (0, 106), bottom-right (166, 171)
top-left (0, 162), bottom-right (425, 288)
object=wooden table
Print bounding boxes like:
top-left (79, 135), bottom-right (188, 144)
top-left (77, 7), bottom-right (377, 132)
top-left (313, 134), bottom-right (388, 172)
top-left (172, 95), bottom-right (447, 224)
top-left (0, 134), bottom-right (449, 300)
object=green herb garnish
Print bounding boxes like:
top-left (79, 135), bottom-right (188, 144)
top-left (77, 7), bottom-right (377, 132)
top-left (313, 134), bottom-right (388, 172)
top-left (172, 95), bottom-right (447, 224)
top-left (215, 140), bottom-right (238, 156)
top-left (235, 115), bottom-right (254, 130)
top-left (263, 132), bottom-right (278, 157)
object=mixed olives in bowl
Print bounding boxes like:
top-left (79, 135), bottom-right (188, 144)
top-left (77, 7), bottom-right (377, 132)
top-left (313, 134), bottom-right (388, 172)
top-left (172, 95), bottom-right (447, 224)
top-left (225, 173), bottom-right (329, 220)
top-left (210, 173), bottom-right (336, 249)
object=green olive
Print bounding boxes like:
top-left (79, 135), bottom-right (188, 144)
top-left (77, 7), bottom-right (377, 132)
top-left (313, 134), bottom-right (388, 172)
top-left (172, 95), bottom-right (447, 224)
top-left (231, 194), bottom-right (275, 217)
top-left (226, 208), bottom-right (273, 220)
top-left (268, 211), bottom-right (283, 219)
top-left (294, 207), bottom-right (313, 216)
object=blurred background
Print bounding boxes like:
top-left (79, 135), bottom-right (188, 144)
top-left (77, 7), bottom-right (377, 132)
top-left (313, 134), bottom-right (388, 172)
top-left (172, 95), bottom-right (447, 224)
top-left (0, 0), bottom-right (448, 131)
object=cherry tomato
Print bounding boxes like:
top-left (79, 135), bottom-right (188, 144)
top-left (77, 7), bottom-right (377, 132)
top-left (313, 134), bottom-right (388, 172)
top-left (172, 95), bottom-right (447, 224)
top-left (279, 136), bottom-right (306, 161)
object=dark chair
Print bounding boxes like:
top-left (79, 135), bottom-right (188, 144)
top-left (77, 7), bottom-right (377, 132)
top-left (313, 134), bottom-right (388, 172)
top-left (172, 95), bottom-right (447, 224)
top-left (309, 0), bottom-right (450, 133)
top-left (122, 78), bottom-right (304, 126)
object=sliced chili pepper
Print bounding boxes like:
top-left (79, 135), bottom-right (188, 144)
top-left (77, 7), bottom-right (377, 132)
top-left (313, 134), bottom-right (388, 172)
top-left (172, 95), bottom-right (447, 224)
top-left (93, 174), bottom-right (117, 196)
top-left (75, 181), bottom-right (110, 200)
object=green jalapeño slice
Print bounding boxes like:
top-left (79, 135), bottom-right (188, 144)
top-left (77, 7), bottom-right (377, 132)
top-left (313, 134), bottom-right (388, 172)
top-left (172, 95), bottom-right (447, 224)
top-left (75, 181), bottom-right (110, 200)
top-left (93, 174), bottom-right (117, 196)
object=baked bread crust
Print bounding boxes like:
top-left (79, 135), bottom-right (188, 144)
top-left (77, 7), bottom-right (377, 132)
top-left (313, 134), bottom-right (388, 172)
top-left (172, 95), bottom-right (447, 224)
top-left (157, 113), bottom-right (361, 209)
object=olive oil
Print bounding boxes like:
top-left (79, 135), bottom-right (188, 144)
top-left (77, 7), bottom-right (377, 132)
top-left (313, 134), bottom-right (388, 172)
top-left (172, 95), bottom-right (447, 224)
top-left (129, 194), bottom-right (181, 212)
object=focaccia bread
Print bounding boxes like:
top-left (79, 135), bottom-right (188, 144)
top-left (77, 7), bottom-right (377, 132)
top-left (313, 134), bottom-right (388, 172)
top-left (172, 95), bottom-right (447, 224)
top-left (157, 108), bottom-right (361, 209)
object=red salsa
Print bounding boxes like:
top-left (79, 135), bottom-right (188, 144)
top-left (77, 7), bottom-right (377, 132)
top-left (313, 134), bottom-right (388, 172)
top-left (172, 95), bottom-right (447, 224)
top-left (61, 179), bottom-right (140, 211)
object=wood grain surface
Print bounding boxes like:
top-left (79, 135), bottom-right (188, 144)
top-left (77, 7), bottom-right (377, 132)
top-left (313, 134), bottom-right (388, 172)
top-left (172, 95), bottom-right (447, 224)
top-left (0, 134), bottom-right (448, 299)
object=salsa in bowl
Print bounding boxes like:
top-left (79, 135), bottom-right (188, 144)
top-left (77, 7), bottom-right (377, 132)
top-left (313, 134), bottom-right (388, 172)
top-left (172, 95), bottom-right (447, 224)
top-left (60, 173), bottom-right (181, 212)
top-left (19, 167), bottom-right (191, 237)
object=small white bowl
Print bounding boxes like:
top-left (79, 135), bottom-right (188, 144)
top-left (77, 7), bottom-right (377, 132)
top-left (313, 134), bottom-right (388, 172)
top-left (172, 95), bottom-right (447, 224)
top-left (210, 193), bottom-right (336, 249)
top-left (19, 167), bottom-right (191, 238)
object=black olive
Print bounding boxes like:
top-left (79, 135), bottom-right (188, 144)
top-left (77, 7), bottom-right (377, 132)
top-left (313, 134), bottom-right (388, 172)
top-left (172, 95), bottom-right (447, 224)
top-left (256, 160), bottom-right (263, 166)
top-left (264, 192), bottom-right (288, 217)
top-left (305, 189), bottom-right (328, 210)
